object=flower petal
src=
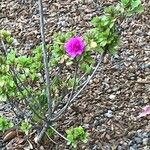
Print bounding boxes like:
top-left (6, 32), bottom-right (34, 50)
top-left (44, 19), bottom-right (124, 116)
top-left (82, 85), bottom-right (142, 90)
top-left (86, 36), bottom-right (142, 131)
top-left (65, 36), bottom-right (86, 58)
top-left (138, 105), bottom-right (150, 118)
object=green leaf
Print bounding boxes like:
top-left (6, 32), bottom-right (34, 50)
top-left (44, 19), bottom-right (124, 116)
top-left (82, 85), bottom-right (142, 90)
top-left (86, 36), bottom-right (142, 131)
top-left (100, 41), bottom-right (107, 47)
top-left (0, 94), bottom-right (7, 102)
top-left (7, 50), bottom-right (16, 64)
top-left (0, 56), bottom-right (4, 64)
top-left (131, 0), bottom-right (141, 9)
top-left (132, 5), bottom-right (144, 13)
top-left (0, 80), bottom-right (5, 87)
top-left (100, 15), bottom-right (110, 27)
top-left (0, 30), bottom-right (11, 39)
top-left (95, 46), bottom-right (103, 53)
top-left (80, 63), bottom-right (93, 74)
top-left (17, 56), bottom-right (28, 66)
top-left (0, 116), bottom-right (14, 133)
top-left (31, 73), bottom-right (37, 81)
top-left (6, 36), bottom-right (14, 45)
top-left (121, 0), bottom-right (130, 6)
top-left (9, 80), bottom-right (14, 87)
top-left (47, 128), bottom-right (55, 137)
top-left (24, 68), bottom-right (30, 74)
top-left (66, 126), bottom-right (89, 148)
top-left (20, 119), bottom-right (32, 135)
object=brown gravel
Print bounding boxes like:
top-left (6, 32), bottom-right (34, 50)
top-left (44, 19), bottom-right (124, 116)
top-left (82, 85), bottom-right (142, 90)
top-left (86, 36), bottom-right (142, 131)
top-left (0, 0), bottom-right (150, 150)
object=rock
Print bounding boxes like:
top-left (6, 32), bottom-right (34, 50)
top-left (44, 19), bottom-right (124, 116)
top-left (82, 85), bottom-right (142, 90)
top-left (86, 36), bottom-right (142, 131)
top-left (142, 132), bottom-right (149, 138)
top-left (129, 144), bottom-right (138, 150)
top-left (117, 145), bottom-right (122, 150)
top-left (109, 94), bottom-right (116, 100)
top-left (105, 110), bottom-right (113, 118)
top-left (92, 144), bottom-right (98, 150)
top-left (84, 116), bottom-right (91, 123)
top-left (134, 137), bottom-right (142, 144)
top-left (143, 138), bottom-right (149, 145)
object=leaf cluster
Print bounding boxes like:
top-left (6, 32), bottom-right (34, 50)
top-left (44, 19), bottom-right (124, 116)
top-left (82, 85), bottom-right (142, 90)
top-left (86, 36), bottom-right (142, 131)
top-left (66, 126), bottom-right (89, 148)
top-left (0, 30), bottom-right (14, 45)
top-left (121, 0), bottom-right (144, 16)
top-left (90, 15), bottom-right (119, 55)
top-left (20, 119), bottom-right (32, 135)
top-left (0, 116), bottom-right (14, 133)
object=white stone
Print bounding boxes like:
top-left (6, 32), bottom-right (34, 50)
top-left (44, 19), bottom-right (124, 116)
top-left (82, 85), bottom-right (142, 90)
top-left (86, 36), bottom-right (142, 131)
top-left (109, 94), bottom-right (116, 100)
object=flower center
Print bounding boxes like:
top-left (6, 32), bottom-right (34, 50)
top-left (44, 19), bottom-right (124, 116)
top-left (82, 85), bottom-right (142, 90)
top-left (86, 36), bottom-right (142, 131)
top-left (73, 43), bottom-right (80, 52)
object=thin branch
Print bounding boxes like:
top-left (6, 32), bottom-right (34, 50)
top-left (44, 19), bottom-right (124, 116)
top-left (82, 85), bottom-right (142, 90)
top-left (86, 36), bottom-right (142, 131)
top-left (52, 60), bottom-right (79, 113)
top-left (51, 52), bottom-right (106, 121)
top-left (37, 124), bottom-right (68, 143)
top-left (36, 124), bottom-right (48, 144)
top-left (45, 132), bottom-right (57, 144)
top-left (1, 40), bottom-right (7, 55)
top-left (10, 69), bottom-right (46, 122)
top-left (52, 72), bottom-right (88, 113)
top-left (38, 0), bottom-right (52, 120)
top-left (36, 0), bottom-right (53, 143)
top-left (54, 59), bottom-right (78, 114)
top-left (6, 94), bottom-right (24, 119)
top-left (78, 73), bottom-right (87, 84)
top-left (1, 39), bottom-right (47, 123)
top-left (50, 126), bottom-right (68, 141)
top-left (68, 59), bottom-right (78, 101)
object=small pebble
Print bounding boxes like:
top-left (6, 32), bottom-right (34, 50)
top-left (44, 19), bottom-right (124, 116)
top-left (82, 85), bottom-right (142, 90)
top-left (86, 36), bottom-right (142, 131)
top-left (109, 94), bottom-right (116, 100)
top-left (143, 138), bottom-right (149, 145)
top-left (134, 137), bottom-right (142, 144)
top-left (105, 110), bottom-right (113, 118)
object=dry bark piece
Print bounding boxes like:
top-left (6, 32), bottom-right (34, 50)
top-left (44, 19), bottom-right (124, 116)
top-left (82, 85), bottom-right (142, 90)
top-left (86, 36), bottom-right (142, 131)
top-left (135, 80), bottom-right (150, 84)
top-left (3, 128), bottom-right (24, 143)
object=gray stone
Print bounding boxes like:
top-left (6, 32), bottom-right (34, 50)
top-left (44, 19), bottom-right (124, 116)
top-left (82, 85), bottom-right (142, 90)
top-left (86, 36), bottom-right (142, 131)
top-left (143, 138), bottom-right (149, 145)
top-left (92, 144), bottom-right (98, 150)
top-left (117, 145), bottom-right (122, 150)
top-left (142, 132), bottom-right (149, 138)
top-left (134, 137), bottom-right (142, 144)
top-left (105, 110), bottom-right (113, 118)
top-left (129, 144), bottom-right (138, 150)
top-left (109, 94), bottom-right (116, 100)
top-left (137, 132), bottom-right (143, 138)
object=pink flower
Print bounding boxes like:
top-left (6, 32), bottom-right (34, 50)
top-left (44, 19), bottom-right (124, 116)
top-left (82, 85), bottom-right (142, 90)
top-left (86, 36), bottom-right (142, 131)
top-left (138, 105), bottom-right (150, 118)
top-left (65, 36), bottom-right (86, 58)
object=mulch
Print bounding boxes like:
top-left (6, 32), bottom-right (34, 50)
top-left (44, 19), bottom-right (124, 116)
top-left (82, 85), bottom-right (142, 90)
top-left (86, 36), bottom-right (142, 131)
top-left (0, 0), bottom-right (150, 149)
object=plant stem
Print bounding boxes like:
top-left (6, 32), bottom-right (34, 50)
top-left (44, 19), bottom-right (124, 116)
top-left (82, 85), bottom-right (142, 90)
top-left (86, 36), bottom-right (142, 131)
top-left (1, 39), bottom-right (47, 122)
top-left (36, 0), bottom-right (53, 144)
top-left (50, 126), bottom-right (68, 141)
top-left (51, 51), bottom-right (106, 121)
top-left (38, 0), bottom-right (52, 120)
top-left (6, 94), bottom-right (24, 119)
top-left (36, 124), bottom-right (48, 144)
top-left (57, 59), bottom-right (78, 113)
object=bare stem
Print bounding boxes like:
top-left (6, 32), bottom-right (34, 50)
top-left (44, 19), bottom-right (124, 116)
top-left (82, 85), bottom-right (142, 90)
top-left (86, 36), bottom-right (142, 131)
top-left (53, 59), bottom-right (78, 115)
top-left (36, 0), bottom-right (53, 143)
top-left (38, 0), bottom-right (52, 119)
top-left (1, 39), bottom-right (46, 122)
top-left (51, 52), bottom-right (106, 121)
top-left (50, 126), bottom-right (68, 141)
top-left (45, 132), bottom-right (57, 144)
top-left (36, 124), bottom-right (48, 144)
top-left (68, 59), bottom-right (78, 101)
top-left (6, 94), bottom-right (24, 119)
